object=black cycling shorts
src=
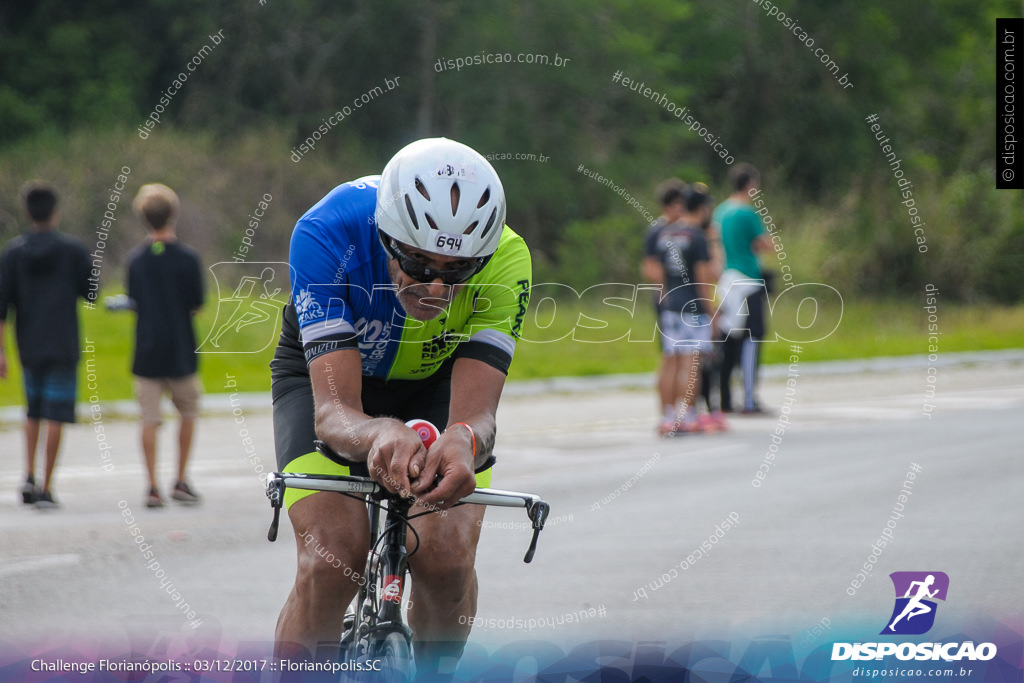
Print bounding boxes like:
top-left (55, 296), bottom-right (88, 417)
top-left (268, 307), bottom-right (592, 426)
top-left (271, 356), bottom-right (493, 508)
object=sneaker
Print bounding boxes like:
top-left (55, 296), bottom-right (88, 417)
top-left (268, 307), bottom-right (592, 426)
top-left (171, 481), bottom-right (200, 504)
top-left (677, 420), bottom-right (702, 434)
top-left (658, 420), bottom-right (678, 437)
top-left (710, 411), bottom-right (729, 431)
top-left (34, 490), bottom-right (59, 509)
top-left (21, 477), bottom-right (38, 505)
top-left (697, 413), bottom-right (721, 433)
top-left (146, 487), bottom-right (165, 508)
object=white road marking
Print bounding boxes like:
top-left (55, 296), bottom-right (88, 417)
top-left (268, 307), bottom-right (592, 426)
top-left (0, 553), bottom-right (81, 577)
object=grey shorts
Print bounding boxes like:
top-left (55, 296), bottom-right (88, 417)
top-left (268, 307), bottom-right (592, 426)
top-left (659, 311), bottom-right (712, 355)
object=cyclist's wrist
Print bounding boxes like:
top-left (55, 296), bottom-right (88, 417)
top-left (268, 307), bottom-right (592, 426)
top-left (449, 422), bottom-right (476, 460)
top-left (439, 422), bottom-right (475, 470)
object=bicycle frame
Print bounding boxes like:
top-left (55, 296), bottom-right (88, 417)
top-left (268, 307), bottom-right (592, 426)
top-left (358, 492), bottom-right (414, 648)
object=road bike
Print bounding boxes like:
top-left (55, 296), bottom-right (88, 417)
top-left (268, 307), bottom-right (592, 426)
top-left (265, 442), bottom-right (550, 682)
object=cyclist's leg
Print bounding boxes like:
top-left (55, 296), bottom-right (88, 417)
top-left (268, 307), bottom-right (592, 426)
top-left (406, 501), bottom-right (486, 675)
top-left (272, 374), bottom-right (370, 660)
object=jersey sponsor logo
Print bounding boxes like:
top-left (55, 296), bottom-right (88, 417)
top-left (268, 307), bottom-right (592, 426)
top-left (421, 331), bottom-right (457, 361)
top-left (355, 317), bottom-right (392, 375)
top-left (512, 278), bottom-right (530, 338)
top-left (295, 288), bottom-right (325, 324)
top-left (303, 340), bottom-right (340, 364)
top-left (382, 575), bottom-right (403, 602)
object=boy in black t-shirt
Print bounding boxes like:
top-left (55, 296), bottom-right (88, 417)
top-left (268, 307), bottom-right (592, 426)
top-left (648, 186), bottom-right (715, 435)
top-left (641, 180), bottom-right (688, 435)
top-left (126, 184), bottom-right (205, 508)
top-left (0, 181), bottom-right (94, 508)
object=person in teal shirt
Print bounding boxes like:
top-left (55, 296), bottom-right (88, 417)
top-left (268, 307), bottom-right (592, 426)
top-left (712, 163), bottom-right (771, 413)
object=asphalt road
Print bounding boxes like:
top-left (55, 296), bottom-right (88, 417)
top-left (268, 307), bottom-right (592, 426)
top-left (1, 358), bottom-right (1021, 658)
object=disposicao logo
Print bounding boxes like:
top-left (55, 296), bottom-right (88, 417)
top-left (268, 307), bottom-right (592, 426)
top-left (881, 571), bottom-right (948, 635)
top-left (832, 571), bottom-right (997, 662)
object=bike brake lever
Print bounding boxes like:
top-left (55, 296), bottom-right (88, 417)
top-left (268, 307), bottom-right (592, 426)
top-left (524, 528), bottom-right (541, 563)
top-left (268, 505), bottom-right (281, 542)
top-left (523, 500), bottom-right (550, 563)
top-left (266, 474), bottom-right (284, 542)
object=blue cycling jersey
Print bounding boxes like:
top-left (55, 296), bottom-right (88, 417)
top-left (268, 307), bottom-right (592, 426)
top-left (286, 176), bottom-right (532, 380)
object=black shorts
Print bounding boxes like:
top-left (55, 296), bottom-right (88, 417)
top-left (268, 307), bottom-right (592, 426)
top-left (271, 357), bottom-right (496, 508)
top-left (271, 357), bottom-right (456, 473)
top-left (23, 362), bottom-right (77, 423)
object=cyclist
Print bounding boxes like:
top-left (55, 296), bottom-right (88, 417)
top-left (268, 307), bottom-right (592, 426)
top-left (270, 138), bottom-right (531, 672)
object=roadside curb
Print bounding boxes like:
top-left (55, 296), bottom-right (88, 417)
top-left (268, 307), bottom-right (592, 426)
top-left (502, 348), bottom-right (1024, 396)
top-left (1, 349), bottom-right (1021, 424)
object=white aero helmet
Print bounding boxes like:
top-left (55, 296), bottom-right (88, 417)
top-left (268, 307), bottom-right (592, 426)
top-left (375, 137), bottom-right (506, 260)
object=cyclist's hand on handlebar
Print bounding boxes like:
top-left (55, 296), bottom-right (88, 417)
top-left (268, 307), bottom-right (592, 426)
top-left (366, 421), bottom-right (427, 498)
top-left (411, 430), bottom-right (476, 509)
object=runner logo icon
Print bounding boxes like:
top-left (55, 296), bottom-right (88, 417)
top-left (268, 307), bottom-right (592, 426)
top-left (881, 571), bottom-right (949, 635)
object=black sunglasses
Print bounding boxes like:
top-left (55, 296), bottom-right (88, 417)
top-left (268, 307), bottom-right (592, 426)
top-left (379, 231), bottom-right (487, 285)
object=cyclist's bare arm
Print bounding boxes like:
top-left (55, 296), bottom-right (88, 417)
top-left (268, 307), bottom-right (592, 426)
top-left (309, 348), bottom-right (426, 496)
top-left (411, 357), bottom-right (506, 507)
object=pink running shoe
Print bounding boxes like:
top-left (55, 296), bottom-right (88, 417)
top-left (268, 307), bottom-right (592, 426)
top-left (697, 413), bottom-right (720, 433)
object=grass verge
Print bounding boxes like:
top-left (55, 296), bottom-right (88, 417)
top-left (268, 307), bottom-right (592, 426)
top-left (1, 291), bottom-right (1022, 407)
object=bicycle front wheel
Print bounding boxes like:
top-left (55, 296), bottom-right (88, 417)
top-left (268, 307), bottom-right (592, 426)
top-left (373, 631), bottom-right (413, 683)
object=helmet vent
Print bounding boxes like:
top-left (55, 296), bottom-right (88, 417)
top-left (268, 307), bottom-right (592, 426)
top-left (404, 195), bottom-right (420, 230)
top-left (464, 220), bottom-right (479, 235)
top-left (480, 207), bottom-right (498, 240)
top-left (415, 177), bottom-right (430, 200)
top-left (477, 187), bottom-right (490, 208)
top-left (425, 213), bottom-right (439, 231)
top-left (450, 183), bottom-right (461, 216)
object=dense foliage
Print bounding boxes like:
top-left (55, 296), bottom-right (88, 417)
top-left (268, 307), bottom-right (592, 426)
top-left (0, 0), bottom-right (1018, 301)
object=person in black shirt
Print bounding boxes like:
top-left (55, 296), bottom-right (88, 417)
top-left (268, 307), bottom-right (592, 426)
top-left (641, 180), bottom-right (688, 435)
top-left (126, 184), bottom-right (204, 508)
top-left (0, 181), bottom-right (94, 508)
top-left (647, 186), bottom-right (715, 435)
